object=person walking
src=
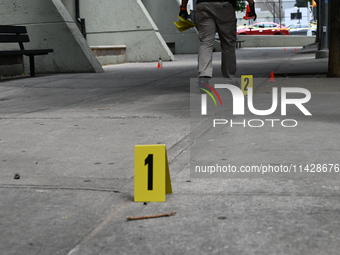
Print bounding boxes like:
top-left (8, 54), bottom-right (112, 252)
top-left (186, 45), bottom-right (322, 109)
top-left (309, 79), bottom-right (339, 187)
top-left (179, 0), bottom-right (256, 82)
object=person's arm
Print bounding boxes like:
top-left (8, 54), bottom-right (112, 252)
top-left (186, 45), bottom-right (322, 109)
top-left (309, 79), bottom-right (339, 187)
top-left (181, 0), bottom-right (189, 7)
top-left (179, 0), bottom-right (189, 19)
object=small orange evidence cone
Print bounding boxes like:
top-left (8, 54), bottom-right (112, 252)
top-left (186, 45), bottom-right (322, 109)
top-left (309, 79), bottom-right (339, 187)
top-left (157, 58), bottom-right (163, 68)
top-left (269, 71), bottom-right (276, 82)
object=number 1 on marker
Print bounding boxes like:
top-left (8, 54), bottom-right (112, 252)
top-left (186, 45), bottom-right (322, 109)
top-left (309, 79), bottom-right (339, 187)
top-left (145, 154), bottom-right (153, 190)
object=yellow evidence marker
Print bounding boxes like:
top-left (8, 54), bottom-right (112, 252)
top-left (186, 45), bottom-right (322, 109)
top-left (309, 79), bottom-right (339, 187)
top-left (134, 144), bottom-right (172, 202)
top-left (241, 75), bottom-right (254, 96)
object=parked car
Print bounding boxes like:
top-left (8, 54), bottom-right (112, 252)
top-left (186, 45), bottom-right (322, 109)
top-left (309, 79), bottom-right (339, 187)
top-left (237, 22), bottom-right (290, 35)
top-left (288, 23), bottom-right (316, 36)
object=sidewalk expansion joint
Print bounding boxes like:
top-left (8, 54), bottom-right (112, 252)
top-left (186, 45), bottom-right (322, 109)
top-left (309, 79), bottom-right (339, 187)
top-left (0, 184), bottom-right (126, 194)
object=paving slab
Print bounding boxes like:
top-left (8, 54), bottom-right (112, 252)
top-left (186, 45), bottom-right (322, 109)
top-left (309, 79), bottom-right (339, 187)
top-left (0, 48), bottom-right (339, 255)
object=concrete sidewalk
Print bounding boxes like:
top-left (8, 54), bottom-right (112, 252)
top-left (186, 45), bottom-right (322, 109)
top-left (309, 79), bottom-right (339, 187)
top-left (1, 48), bottom-right (339, 255)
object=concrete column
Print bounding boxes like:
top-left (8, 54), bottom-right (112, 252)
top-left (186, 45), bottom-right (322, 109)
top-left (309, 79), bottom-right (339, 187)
top-left (76, 0), bottom-right (174, 62)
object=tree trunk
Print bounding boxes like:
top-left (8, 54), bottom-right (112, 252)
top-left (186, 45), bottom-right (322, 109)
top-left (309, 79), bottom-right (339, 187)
top-left (328, 0), bottom-right (340, 77)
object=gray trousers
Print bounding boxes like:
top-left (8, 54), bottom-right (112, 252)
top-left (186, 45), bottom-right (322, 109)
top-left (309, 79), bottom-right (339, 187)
top-left (196, 2), bottom-right (237, 78)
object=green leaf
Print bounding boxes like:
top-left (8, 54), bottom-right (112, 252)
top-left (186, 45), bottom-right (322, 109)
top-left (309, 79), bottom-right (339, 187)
top-left (236, 0), bottom-right (247, 12)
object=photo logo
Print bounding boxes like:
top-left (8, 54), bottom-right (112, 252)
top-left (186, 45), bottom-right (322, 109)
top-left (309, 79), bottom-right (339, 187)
top-left (201, 84), bottom-right (311, 116)
top-left (200, 84), bottom-right (312, 128)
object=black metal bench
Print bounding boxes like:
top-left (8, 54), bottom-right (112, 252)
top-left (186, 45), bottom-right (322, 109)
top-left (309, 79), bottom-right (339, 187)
top-left (236, 39), bottom-right (245, 49)
top-left (0, 25), bottom-right (53, 77)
